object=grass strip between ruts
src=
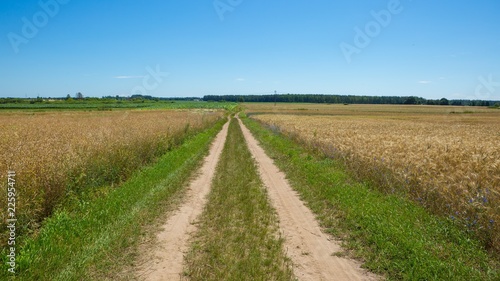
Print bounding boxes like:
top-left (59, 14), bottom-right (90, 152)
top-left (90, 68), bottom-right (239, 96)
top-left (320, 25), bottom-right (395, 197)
top-left (184, 118), bottom-right (294, 280)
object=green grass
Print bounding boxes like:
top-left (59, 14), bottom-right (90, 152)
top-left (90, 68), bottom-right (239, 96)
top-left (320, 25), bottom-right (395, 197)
top-left (0, 119), bottom-right (226, 280)
top-left (184, 118), bottom-right (294, 281)
top-left (242, 114), bottom-right (500, 281)
top-left (0, 100), bottom-right (237, 111)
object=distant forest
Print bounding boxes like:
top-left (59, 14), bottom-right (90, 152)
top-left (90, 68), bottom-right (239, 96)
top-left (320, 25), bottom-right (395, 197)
top-left (1, 94), bottom-right (498, 107)
top-left (203, 94), bottom-right (498, 106)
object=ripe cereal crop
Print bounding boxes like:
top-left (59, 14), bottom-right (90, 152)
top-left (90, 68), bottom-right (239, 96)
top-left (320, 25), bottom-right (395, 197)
top-left (247, 103), bottom-right (500, 252)
top-left (0, 109), bottom-right (223, 247)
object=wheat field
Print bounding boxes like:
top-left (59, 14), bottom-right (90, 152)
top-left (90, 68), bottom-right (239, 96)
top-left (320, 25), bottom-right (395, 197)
top-left (247, 103), bottom-right (500, 251)
top-left (0, 109), bottom-right (223, 246)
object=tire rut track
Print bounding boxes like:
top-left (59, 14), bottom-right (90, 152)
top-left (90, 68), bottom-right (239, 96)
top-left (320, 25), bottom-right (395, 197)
top-left (136, 119), bottom-right (229, 281)
top-left (237, 117), bottom-right (379, 281)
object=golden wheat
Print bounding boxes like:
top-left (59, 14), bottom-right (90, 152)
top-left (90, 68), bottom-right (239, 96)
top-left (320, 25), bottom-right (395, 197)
top-left (0, 109), bottom-right (223, 245)
top-left (248, 104), bottom-right (500, 250)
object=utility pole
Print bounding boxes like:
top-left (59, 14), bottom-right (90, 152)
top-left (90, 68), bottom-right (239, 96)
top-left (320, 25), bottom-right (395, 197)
top-left (274, 90), bottom-right (277, 106)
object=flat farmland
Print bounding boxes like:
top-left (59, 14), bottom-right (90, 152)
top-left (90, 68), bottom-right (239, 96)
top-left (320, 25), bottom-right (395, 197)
top-left (0, 109), bottom-right (223, 247)
top-left (246, 103), bottom-right (500, 251)
top-left (2, 103), bottom-right (499, 280)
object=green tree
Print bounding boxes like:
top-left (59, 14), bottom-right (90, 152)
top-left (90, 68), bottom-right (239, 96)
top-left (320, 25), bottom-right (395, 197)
top-left (404, 97), bottom-right (417, 104)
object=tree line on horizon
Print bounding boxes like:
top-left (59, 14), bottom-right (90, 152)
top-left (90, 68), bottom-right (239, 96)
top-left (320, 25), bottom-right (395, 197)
top-left (0, 94), bottom-right (498, 107)
top-left (203, 94), bottom-right (497, 107)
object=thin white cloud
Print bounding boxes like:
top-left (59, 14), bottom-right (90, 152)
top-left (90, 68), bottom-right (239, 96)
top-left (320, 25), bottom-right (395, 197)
top-left (235, 78), bottom-right (245, 82)
top-left (114, 75), bottom-right (144, 79)
top-left (418, 80), bottom-right (432, 84)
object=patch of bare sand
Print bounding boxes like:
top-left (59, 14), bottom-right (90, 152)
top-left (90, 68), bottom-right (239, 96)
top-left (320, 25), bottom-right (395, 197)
top-left (237, 117), bottom-right (380, 281)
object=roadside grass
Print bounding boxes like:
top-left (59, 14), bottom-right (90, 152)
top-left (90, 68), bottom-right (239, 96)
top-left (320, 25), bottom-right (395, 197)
top-left (242, 114), bottom-right (500, 281)
top-left (0, 119), bottom-right (226, 280)
top-left (183, 118), bottom-right (294, 281)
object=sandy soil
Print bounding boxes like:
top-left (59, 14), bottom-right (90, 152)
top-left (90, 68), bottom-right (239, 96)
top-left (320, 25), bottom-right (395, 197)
top-left (237, 117), bottom-right (379, 281)
top-left (135, 120), bottom-right (229, 281)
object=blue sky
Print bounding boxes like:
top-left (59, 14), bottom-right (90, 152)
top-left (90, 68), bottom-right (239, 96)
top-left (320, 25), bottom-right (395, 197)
top-left (1, 0), bottom-right (499, 100)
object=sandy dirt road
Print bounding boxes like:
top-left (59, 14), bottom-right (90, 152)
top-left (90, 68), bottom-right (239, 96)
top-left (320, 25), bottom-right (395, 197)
top-left (136, 120), bottom-right (229, 281)
top-left (135, 117), bottom-right (378, 280)
top-left (237, 117), bottom-right (379, 281)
